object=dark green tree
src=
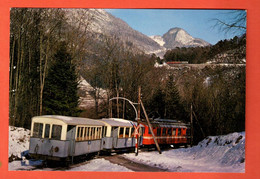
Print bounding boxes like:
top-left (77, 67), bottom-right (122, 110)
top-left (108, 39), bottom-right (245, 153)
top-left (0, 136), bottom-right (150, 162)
top-left (164, 74), bottom-right (186, 121)
top-left (43, 43), bottom-right (80, 116)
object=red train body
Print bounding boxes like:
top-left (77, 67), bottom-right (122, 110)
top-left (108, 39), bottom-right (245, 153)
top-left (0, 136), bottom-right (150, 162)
top-left (141, 119), bottom-right (191, 147)
top-left (166, 61), bottom-right (188, 65)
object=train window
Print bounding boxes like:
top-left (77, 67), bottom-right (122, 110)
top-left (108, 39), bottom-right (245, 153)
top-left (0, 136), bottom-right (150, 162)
top-left (157, 128), bottom-right (161, 136)
top-left (96, 127), bottom-right (99, 139)
top-left (119, 127), bottom-right (124, 138)
top-left (162, 128), bottom-right (166, 136)
top-left (102, 126), bottom-right (107, 137)
top-left (125, 128), bottom-right (130, 138)
top-left (51, 125), bottom-right (62, 140)
top-left (89, 128), bottom-right (92, 140)
top-left (92, 127), bottom-right (95, 139)
top-left (84, 127), bottom-right (88, 140)
top-left (130, 127), bottom-right (135, 137)
top-left (77, 127), bottom-right (83, 141)
top-left (168, 128), bottom-right (172, 135)
top-left (148, 127), bottom-right (152, 134)
top-left (33, 123), bottom-right (43, 138)
top-left (178, 128), bottom-right (181, 136)
top-left (173, 129), bottom-right (176, 136)
top-left (44, 124), bottom-right (50, 138)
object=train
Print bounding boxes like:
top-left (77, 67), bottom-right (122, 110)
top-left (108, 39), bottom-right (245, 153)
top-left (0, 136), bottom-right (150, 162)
top-left (166, 61), bottom-right (189, 65)
top-left (141, 118), bottom-right (191, 147)
top-left (29, 115), bottom-right (191, 164)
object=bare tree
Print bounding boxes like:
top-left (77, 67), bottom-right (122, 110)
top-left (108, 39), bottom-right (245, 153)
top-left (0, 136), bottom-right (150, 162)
top-left (212, 10), bottom-right (246, 35)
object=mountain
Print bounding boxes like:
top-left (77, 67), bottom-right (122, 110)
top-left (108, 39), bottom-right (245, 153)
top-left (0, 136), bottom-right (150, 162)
top-left (66, 9), bottom-right (210, 58)
top-left (67, 9), bottom-right (164, 55)
top-left (150, 27), bottom-right (210, 53)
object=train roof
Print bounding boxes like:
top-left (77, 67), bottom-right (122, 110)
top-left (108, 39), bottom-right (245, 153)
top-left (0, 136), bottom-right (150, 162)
top-left (141, 118), bottom-right (189, 128)
top-left (100, 118), bottom-right (138, 127)
top-left (32, 115), bottom-right (105, 126)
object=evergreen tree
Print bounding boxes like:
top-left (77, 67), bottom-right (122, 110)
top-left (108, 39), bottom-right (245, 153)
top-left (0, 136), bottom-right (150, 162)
top-left (43, 43), bottom-right (80, 116)
top-left (164, 74), bottom-right (185, 120)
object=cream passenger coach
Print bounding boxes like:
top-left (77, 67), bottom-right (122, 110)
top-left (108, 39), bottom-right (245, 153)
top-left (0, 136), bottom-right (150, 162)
top-left (29, 115), bottom-right (143, 163)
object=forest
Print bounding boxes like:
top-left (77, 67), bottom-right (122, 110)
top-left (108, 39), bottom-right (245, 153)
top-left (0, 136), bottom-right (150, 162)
top-left (9, 8), bottom-right (245, 143)
top-left (163, 34), bottom-right (246, 64)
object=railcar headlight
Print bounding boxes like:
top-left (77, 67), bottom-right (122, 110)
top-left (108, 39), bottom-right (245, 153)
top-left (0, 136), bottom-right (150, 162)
top-left (54, 147), bottom-right (59, 152)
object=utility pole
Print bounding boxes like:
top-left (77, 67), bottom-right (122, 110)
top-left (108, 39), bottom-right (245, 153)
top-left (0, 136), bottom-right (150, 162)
top-left (135, 86), bottom-right (141, 156)
top-left (190, 103), bottom-right (193, 146)
top-left (140, 100), bottom-right (162, 154)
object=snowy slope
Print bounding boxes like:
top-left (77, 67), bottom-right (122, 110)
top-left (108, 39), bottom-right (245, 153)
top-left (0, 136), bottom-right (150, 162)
top-left (124, 132), bottom-right (245, 172)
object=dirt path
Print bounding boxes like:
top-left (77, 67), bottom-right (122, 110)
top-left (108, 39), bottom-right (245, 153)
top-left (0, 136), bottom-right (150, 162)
top-left (102, 155), bottom-right (168, 172)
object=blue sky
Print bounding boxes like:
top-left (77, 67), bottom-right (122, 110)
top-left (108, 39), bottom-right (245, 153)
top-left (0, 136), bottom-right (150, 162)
top-left (105, 9), bottom-right (246, 45)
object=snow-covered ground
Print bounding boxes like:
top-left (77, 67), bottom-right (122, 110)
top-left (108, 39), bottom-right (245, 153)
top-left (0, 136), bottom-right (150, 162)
top-left (9, 126), bottom-right (30, 160)
top-left (8, 126), bottom-right (245, 172)
top-left (124, 132), bottom-right (245, 172)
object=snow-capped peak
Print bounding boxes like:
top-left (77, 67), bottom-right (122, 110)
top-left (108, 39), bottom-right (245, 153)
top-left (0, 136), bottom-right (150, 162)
top-left (149, 27), bottom-right (210, 52)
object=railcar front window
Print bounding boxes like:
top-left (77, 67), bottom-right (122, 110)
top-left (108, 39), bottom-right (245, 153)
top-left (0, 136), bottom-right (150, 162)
top-left (44, 124), bottom-right (50, 138)
top-left (33, 123), bottom-right (43, 138)
top-left (51, 125), bottom-right (62, 140)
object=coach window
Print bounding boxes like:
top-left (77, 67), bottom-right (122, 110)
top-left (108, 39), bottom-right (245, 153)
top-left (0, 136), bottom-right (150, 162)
top-left (125, 127), bottom-right (130, 138)
top-left (76, 127), bottom-right (82, 141)
top-left (168, 128), bottom-right (172, 136)
top-left (162, 128), bottom-right (166, 136)
top-left (178, 128), bottom-right (181, 136)
top-left (96, 127), bottom-right (100, 139)
top-left (92, 127), bottom-right (95, 139)
top-left (84, 127), bottom-right (88, 140)
top-left (89, 128), bottom-right (92, 140)
top-left (44, 124), bottom-right (50, 138)
top-left (173, 129), bottom-right (176, 136)
top-left (119, 127), bottom-right (124, 138)
top-left (33, 123), bottom-right (43, 138)
top-left (51, 125), bottom-right (62, 140)
top-left (102, 126), bottom-right (107, 137)
top-left (157, 128), bottom-right (161, 136)
top-left (130, 127), bottom-right (135, 137)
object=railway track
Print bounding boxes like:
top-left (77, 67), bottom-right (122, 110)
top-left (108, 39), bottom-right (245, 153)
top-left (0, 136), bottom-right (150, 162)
top-left (101, 154), bottom-right (168, 172)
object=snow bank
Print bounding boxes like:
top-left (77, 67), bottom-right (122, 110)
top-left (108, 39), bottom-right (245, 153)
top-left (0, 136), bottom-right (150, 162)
top-left (9, 126), bottom-right (30, 160)
top-left (124, 132), bottom-right (245, 172)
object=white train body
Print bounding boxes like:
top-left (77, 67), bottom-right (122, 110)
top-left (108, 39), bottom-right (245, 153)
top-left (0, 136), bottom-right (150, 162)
top-left (29, 115), bottom-right (143, 162)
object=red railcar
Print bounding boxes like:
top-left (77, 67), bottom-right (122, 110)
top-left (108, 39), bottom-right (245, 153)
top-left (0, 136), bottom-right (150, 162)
top-left (141, 119), bottom-right (191, 147)
top-left (166, 61), bottom-right (188, 65)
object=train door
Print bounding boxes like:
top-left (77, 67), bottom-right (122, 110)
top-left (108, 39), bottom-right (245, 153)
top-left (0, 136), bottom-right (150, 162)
top-left (66, 125), bottom-right (76, 157)
top-left (111, 127), bottom-right (119, 148)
